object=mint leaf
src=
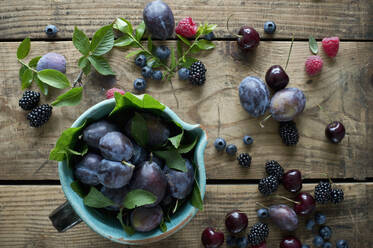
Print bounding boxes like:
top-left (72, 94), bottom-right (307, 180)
top-left (160, 219), bottom-right (167, 233)
top-left (196, 24), bottom-right (205, 37)
top-left (117, 208), bottom-right (135, 236)
top-left (17, 37), bottom-right (31, 59)
top-left (52, 87), bottom-right (83, 107)
top-left (205, 24), bottom-right (217, 34)
top-left (176, 40), bottom-right (183, 58)
top-left (83, 186), bottom-right (114, 208)
top-left (79, 56), bottom-right (91, 75)
top-left (113, 18), bottom-right (133, 34)
top-left (170, 48), bottom-right (176, 68)
top-left (114, 36), bottom-right (133, 47)
top-left (178, 136), bottom-right (197, 153)
top-left (21, 68), bottom-right (33, 90)
top-left (176, 34), bottom-right (191, 46)
top-left (19, 65), bottom-right (27, 81)
top-left (125, 49), bottom-right (143, 59)
top-left (35, 77), bottom-right (49, 95)
top-left (191, 178), bottom-right (203, 210)
top-left (71, 180), bottom-right (87, 198)
top-left (168, 121), bottom-right (183, 149)
top-left (154, 149), bottom-right (186, 172)
top-left (135, 21), bottom-right (146, 41)
top-left (67, 144), bottom-right (88, 156)
top-left (37, 69), bottom-right (71, 89)
top-left (131, 112), bottom-right (148, 147)
top-left (309, 36), bottom-right (318, 55)
top-left (180, 56), bottom-right (198, 68)
top-left (190, 45), bottom-right (201, 53)
top-left (147, 36), bottom-right (153, 52)
top-left (123, 189), bottom-right (157, 209)
top-left (28, 56), bottom-right (41, 68)
top-left (90, 25), bottom-right (114, 56)
top-left (73, 27), bottom-right (90, 55)
top-left (88, 55), bottom-right (115, 75)
top-left (196, 39), bottom-right (215, 50)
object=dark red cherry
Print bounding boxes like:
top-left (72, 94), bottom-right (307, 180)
top-left (225, 210), bottom-right (248, 234)
top-left (293, 192), bottom-right (315, 215)
top-left (237, 26), bottom-right (260, 51)
top-left (282, 170), bottom-right (302, 193)
top-left (252, 242), bottom-right (267, 248)
top-left (280, 236), bottom-right (302, 248)
top-left (325, 121), bottom-right (345, 143)
top-left (201, 227), bottom-right (224, 248)
top-left (265, 65), bottom-right (289, 91)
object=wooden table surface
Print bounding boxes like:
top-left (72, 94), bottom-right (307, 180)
top-left (0, 0), bottom-right (372, 247)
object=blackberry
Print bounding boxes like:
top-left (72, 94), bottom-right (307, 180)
top-left (330, 188), bottom-right (344, 204)
top-left (188, 61), bottom-right (206, 85)
top-left (19, 90), bottom-right (40, 110)
top-left (314, 182), bottom-right (332, 204)
top-left (27, 104), bottom-right (52, 127)
top-left (279, 121), bottom-right (299, 146)
top-left (258, 175), bottom-right (279, 196)
top-left (247, 223), bottom-right (269, 246)
top-left (265, 160), bottom-right (284, 180)
top-left (237, 153), bottom-right (251, 167)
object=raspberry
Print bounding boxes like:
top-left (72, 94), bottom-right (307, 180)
top-left (305, 55), bottom-right (323, 76)
top-left (189, 61), bottom-right (206, 85)
top-left (175, 17), bottom-right (198, 38)
top-left (19, 90), bottom-right (40, 110)
top-left (27, 104), bottom-right (52, 127)
top-left (106, 88), bottom-right (125, 99)
top-left (322, 37), bottom-right (339, 58)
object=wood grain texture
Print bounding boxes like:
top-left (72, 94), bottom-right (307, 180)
top-left (0, 41), bottom-right (372, 180)
top-left (0, 183), bottom-right (371, 247)
top-left (0, 0), bottom-right (372, 40)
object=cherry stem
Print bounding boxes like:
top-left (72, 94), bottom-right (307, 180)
top-left (317, 104), bottom-right (333, 123)
top-left (277, 195), bottom-right (301, 205)
top-left (259, 114), bottom-right (272, 128)
top-left (255, 202), bottom-right (268, 209)
top-left (226, 14), bottom-right (241, 38)
top-left (285, 34), bottom-right (295, 71)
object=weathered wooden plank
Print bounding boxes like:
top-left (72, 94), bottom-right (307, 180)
top-left (0, 41), bottom-right (372, 180)
top-left (0, 183), bottom-right (371, 247)
top-left (0, 0), bottom-right (372, 40)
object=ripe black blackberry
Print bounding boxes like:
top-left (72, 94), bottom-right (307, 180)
top-left (237, 153), bottom-right (252, 167)
top-left (330, 188), bottom-right (344, 204)
top-left (247, 223), bottom-right (269, 246)
top-left (314, 181), bottom-right (332, 204)
top-left (279, 121), bottom-right (299, 146)
top-left (265, 160), bottom-right (284, 180)
top-left (27, 104), bottom-right (52, 127)
top-left (188, 61), bottom-right (206, 85)
top-left (19, 90), bottom-right (40, 110)
top-left (258, 175), bottom-right (279, 196)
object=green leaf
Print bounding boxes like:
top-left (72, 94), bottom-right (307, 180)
top-left (131, 112), bottom-right (148, 147)
top-left (180, 56), bottom-right (198, 68)
top-left (160, 219), bottom-right (167, 233)
top-left (37, 69), bottom-right (71, 89)
top-left (135, 21), bottom-right (146, 41)
top-left (114, 36), bottom-right (133, 47)
top-left (88, 55), bottom-right (115, 75)
top-left (196, 39), bottom-right (215, 50)
top-left (309, 36), bottom-right (318, 55)
top-left (190, 45), bottom-right (201, 53)
top-left (19, 65), bottom-right (27, 81)
top-left (83, 186), bottom-right (115, 208)
top-left (79, 56), bottom-right (91, 75)
top-left (117, 209), bottom-right (135, 236)
top-left (71, 181), bottom-right (87, 198)
top-left (21, 68), bottom-right (33, 90)
top-left (170, 48), bottom-right (176, 68)
top-left (178, 136), bottom-right (198, 153)
top-left (49, 120), bottom-right (87, 161)
top-left (125, 49), bottom-right (143, 59)
top-left (147, 36), bottom-right (153, 51)
top-left (17, 38), bottom-right (31, 59)
top-left (154, 149), bottom-right (186, 172)
top-left (52, 87), bottom-right (83, 107)
top-left (28, 56), bottom-right (41, 68)
top-left (123, 189), bottom-right (157, 209)
top-left (113, 18), bottom-right (133, 34)
top-left (90, 25), bottom-right (114, 56)
top-left (168, 121), bottom-right (183, 149)
top-left (205, 24), bottom-right (217, 34)
top-left (176, 34), bottom-right (191, 46)
top-left (196, 25), bottom-right (205, 37)
top-left (35, 77), bottom-right (49, 95)
top-left (73, 27), bottom-right (90, 55)
top-left (191, 179), bottom-right (203, 210)
top-left (176, 40), bottom-right (183, 58)
top-left (67, 144), bottom-right (88, 156)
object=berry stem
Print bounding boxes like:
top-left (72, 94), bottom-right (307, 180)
top-left (18, 59), bottom-right (38, 73)
top-left (277, 195), bottom-right (301, 205)
top-left (73, 70), bottom-right (84, 87)
top-left (284, 34), bottom-right (295, 71)
top-left (255, 202), bottom-right (268, 208)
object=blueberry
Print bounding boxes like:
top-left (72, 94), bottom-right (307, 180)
top-left (323, 242), bottom-right (332, 248)
top-left (214, 137), bottom-right (226, 151)
top-left (313, 235), bottom-right (324, 247)
top-left (135, 54), bottom-right (147, 67)
top-left (236, 236), bottom-right (249, 248)
top-left (178, 67), bottom-right (190, 80)
top-left (45, 24), bottom-right (58, 37)
top-left (257, 208), bottom-right (269, 218)
top-left (264, 21), bottom-right (276, 34)
top-left (315, 212), bottom-right (327, 225)
top-left (203, 32), bottom-right (215, 41)
top-left (306, 219), bottom-right (315, 230)
top-left (243, 135), bottom-right (254, 145)
top-left (302, 245), bottom-right (310, 248)
top-left (134, 78), bottom-right (146, 91)
top-left (336, 240), bottom-right (349, 248)
top-left (226, 144), bottom-right (237, 156)
top-left (152, 70), bottom-right (163, 80)
top-left (141, 66), bottom-right (153, 79)
top-left (154, 46), bottom-right (171, 60)
top-left (319, 226), bottom-right (332, 240)
top-left (226, 235), bottom-right (238, 247)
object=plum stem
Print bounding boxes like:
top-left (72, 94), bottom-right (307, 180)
top-left (277, 195), bottom-right (301, 205)
top-left (285, 34), bottom-right (295, 71)
top-left (73, 70), bottom-right (84, 87)
top-left (255, 202), bottom-right (268, 208)
top-left (226, 14), bottom-right (241, 38)
top-left (259, 114), bottom-right (272, 128)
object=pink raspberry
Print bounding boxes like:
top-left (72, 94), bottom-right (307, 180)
top-left (106, 88), bottom-right (125, 99)
top-left (175, 17), bottom-right (198, 38)
top-left (322, 37), bottom-right (339, 57)
top-left (305, 55), bottom-right (323, 76)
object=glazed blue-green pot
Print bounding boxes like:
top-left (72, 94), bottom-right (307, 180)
top-left (53, 97), bottom-right (207, 245)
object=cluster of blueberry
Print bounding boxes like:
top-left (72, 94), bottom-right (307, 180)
top-left (213, 136), bottom-right (254, 167)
